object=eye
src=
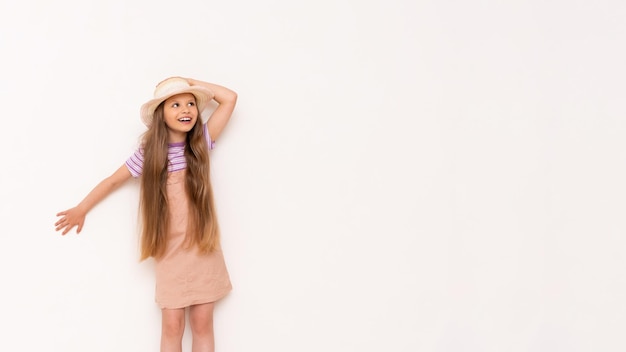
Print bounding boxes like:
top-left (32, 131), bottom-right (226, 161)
top-left (188, 102), bottom-right (195, 107)
top-left (172, 103), bottom-right (179, 108)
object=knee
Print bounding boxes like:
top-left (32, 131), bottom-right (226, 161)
top-left (190, 308), bottom-right (214, 336)
top-left (190, 315), bottom-right (213, 336)
top-left (162, 314), bottom-right (185, 338)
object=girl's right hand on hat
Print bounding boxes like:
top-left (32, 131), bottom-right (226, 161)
top-left (55, 207), bottom-right (87, 235)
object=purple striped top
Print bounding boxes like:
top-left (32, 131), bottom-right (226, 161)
top-left (125, 123), bottom-right (215, 178)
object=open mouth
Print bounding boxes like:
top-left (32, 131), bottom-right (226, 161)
top-left (178, 117), bottom-right (192, 122)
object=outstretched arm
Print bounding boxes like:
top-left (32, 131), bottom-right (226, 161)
top-left (186, 78), bottom-right (238, 141)
top-left (55, 164), bottom-right (132, 235)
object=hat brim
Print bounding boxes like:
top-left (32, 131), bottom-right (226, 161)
top-left (140, 86), bottom-right (215, 126)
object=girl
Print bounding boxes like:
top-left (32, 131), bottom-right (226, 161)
top-left (55, 76), bottom-right (237, 352)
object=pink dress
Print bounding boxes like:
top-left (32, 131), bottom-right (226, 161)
top-left (154, 169), bottom-right (232, 309)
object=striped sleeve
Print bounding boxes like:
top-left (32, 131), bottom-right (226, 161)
top-left (125, 147), bottom-right (144, 178)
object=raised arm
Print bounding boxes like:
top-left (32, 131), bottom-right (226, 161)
top-left (186, 78), bottom-right (237, 141)
top-left (55, 164), bottom-right (132, 235)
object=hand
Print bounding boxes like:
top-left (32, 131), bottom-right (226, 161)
top-left (55, 207), bottom-right (86, 235)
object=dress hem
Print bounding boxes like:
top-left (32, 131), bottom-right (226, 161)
top-left (156, 285), bottom-right (232, 310)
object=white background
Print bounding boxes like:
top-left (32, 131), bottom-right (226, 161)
top-left (1, 0), bottom-right (625, 351)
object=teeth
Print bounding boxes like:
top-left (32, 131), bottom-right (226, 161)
top-left (179, 117), bottom-right (191, 122)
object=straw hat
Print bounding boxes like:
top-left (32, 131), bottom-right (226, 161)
top-left (140, 77), bottom-right (215, 126)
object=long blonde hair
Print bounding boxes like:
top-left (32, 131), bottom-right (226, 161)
top-left (139, 102), bottom-right (220, 260)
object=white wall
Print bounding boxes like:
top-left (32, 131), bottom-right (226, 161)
top-left (1, 0), bottom-right (625, 351)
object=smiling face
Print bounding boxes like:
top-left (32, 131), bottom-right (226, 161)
top-left (162, 93), bottom-right (199, 143)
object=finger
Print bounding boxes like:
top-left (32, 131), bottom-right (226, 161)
top-left (56, 217), bottom-right (70, 227)
top-left (61, 223), bottom-right (75, 235)
top-left (77, 224), bottom-right (83, 234)
top-left (56, 211), bottom-right (67, 216)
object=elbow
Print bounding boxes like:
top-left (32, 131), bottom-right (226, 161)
top-left (214, 89), bottom-right (237, 106)
top-left (104, 176), bottom-right (121, 190)
top-left (228, 90), bottom-right (238, 104)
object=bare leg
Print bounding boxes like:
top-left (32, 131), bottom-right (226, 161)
top-left (189, 303), bottom-right (215, 352)
top-left (161, 308), bottom-right (186, 352)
